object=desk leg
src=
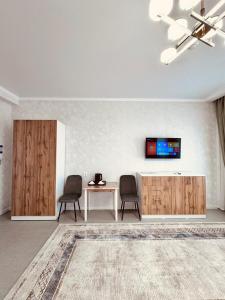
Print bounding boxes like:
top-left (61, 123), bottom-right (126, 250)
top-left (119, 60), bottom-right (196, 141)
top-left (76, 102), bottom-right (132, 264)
top-left (114, 190), bottom-right (118, 221)
top-left (84, 189), bottom-right (87, 222)
top-left (87, 191), bottom-right (90, 211)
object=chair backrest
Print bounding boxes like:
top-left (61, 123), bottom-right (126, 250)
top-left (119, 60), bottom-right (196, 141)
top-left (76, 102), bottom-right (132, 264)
top-left (64, 175), bottom-right (82, 196)
top-left (120, 175), bottom-right (137, 196)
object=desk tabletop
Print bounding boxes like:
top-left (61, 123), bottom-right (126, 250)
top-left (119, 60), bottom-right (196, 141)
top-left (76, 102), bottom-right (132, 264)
top-left (83, 182), bottom-right (119, 191)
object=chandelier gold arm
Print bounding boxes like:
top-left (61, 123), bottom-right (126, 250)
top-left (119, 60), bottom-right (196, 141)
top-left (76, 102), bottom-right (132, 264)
top-left (149, 0), bottom-right (225, 64)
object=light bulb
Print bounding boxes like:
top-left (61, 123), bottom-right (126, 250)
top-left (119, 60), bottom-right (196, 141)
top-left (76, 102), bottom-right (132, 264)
top-left (160, 48), bottom-right (177, 64)
top-left (168, 18), bottom-right (188, 41)
top-left (149, 0), bottom-right (174, 21)
top-left (204, 17), bottom-right (223, 39)
top-left (179, 0), bottom-right (201, 11)
top-left (209, 16), bottom-right (223, 29)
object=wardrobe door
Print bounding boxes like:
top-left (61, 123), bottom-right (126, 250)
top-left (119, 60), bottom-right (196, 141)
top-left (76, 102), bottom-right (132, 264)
top-left (12, 121), bottom-right (27, 216)
top-left (12, 120), bottom-right (57, 216)
top-left (24, 120), bottom-right (39, 215)
top-left (37, 121), bottom-right (56, 216)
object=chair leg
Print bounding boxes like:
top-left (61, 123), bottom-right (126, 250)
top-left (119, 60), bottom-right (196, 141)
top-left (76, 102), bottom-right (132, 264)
top-left (121, 201), bottom-right (125, 221)
top-left (57, 203), bottom-right (63, 222)
top-left (78, 200), bottom-right (81, 213)
top-left (136, 202), bottom-right (141, 221)
top-left (73, 202), bottom-right (77, 222)
top-left (64, 203), bottom-right (67, 212)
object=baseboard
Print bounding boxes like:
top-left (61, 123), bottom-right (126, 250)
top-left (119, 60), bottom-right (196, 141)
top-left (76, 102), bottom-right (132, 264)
top-left (58, 207), bottom-right (219, 211)
top-left (0, 207), bottom-right (10, 215)
top-left (206, 205), bottom-right (219, 210)
top-left (63, 206), bottom-right (115, 210)
top-left (11, 216), bottom-right (57, 221)
top-left (218, 207), bottom-right (225, 211)
top-left (142, 215), bottom-right (206, 219)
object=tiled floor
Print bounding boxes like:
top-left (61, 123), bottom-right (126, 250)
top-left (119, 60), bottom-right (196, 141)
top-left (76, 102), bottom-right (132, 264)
top-left (0, 209), bottom-right (225, 299)
top-left (57, 208), bottom-right (225, 223)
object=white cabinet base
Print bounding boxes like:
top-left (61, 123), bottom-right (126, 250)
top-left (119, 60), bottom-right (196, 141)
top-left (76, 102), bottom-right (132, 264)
top-left (142, 215), bottom-right (206, 219)
top-left (11, 216), bottom-right (57, 221)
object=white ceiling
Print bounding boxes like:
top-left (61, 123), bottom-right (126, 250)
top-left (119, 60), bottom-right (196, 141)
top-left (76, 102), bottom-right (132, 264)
top-left (0, 0), bottom-right (224, 100)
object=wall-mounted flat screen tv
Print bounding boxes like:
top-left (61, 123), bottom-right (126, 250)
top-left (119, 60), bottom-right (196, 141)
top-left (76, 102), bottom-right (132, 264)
top-left (145, 138), bottom-right (181, 159)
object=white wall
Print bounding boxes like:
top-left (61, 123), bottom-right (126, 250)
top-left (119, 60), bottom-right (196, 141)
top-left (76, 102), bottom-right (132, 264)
top-left (0, 100), bottom-right (12, 214)
top-left (12, 100), bottom-right (219, 209)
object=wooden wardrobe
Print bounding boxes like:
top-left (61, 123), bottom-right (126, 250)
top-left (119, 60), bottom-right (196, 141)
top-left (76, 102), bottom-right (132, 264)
top-left (11, 120), bottom-right (65, 220)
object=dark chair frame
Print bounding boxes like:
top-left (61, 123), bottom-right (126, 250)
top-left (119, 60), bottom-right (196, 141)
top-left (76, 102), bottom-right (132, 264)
top-left (57, 175), bottom-right (82, 222)
top-left (120, 175), bottom-right (141, 221)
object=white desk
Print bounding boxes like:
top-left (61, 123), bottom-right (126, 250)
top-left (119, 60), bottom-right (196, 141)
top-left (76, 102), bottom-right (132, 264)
top-left (83, 182), bottom-right (119, 222)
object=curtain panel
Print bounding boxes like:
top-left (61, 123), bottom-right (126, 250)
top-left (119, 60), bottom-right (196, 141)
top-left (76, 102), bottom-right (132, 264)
top-left (215, 97), bottom-right (225, 165)
top-left (215, 97), bottom-right (225, 210)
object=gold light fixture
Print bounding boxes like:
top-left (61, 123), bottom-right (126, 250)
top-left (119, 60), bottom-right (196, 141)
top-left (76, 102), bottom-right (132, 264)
top-left (149, 0), bottom-right (225, 64)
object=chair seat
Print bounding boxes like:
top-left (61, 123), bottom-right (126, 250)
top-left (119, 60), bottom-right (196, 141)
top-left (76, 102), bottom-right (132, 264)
top-left (121, 194), bottom-right (139, 202)
top-left (59, 194), bottom-right (80, 203)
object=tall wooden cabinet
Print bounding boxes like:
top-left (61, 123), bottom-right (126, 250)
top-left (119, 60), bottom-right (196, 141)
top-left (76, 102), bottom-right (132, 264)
top-left (11, 120), bottom-right (65, 220)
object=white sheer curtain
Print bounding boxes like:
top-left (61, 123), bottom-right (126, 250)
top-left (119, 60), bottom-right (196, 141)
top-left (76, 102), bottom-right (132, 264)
top-left (218, 148), bottom-right (225, 210)
top-left (215, 97), bottom-right (225, 210)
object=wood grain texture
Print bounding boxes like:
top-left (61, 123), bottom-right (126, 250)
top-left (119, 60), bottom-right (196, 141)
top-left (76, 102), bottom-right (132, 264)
top-left (84, 182), bottom-right (119, 192)
top-left (12, 121), bottom-right (26, 216)
top-left (141, 176), bottom-right (206, 215)
top-left (12, 120), bottom-right (57, 216)
top-left (24, 120), bottom-right (39, 215)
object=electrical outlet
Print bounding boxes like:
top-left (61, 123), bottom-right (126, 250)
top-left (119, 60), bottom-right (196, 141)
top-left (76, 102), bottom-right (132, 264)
top-left (83, 171), bottom-right (88, 178)
top-left (0, 145), bottom-right (3, 165)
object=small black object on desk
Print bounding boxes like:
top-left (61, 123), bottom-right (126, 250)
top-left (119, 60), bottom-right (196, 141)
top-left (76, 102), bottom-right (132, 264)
top-left (88, 173), bottom-right (106, 186)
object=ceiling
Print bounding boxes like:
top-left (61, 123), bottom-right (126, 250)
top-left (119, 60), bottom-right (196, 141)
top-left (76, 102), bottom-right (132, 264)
top-left (0, 0), bottom-right (224, 101)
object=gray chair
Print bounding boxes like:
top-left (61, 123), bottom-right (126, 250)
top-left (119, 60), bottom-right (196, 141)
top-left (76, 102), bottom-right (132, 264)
top-left (120, 175), bottom-right (141, 221)
top-left (57, 175), bottom-right (82, 222)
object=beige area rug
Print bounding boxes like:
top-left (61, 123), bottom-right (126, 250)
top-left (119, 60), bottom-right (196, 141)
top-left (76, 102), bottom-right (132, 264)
top-left (5, 223), bottom-right (225, 300)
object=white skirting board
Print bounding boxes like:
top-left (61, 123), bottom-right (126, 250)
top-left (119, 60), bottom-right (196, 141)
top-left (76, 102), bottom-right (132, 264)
top-left (142, 215), bottom-right (206, 219)
top-left (0, 207), bottom-right (10, 215)
top-left (11, 216), bottom-right (57, 221)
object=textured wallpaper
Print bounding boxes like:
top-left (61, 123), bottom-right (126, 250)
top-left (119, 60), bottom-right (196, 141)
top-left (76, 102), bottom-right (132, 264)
top-left (13, 101), bottom-right (219, 210)
top-left (0, 100), bottom-right (12, 214)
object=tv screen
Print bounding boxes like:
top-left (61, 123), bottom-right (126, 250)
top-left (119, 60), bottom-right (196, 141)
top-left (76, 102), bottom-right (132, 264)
top-left (145, 138), bottom-right (181, 159)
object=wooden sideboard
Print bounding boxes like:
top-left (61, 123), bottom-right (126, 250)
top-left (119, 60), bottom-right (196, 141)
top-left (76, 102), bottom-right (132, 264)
top-left (11, 120), bottom-right (65, 220)
top-left (137, 172), bottom-right (206, 218)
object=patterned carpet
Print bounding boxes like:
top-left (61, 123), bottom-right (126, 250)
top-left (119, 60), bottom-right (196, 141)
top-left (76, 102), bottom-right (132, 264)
top-left (5, 223), bottom-right (225, 300)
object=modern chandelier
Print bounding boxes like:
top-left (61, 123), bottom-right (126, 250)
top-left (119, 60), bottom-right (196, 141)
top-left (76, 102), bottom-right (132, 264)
top-left (149, 0), bottom-right (225, 64)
